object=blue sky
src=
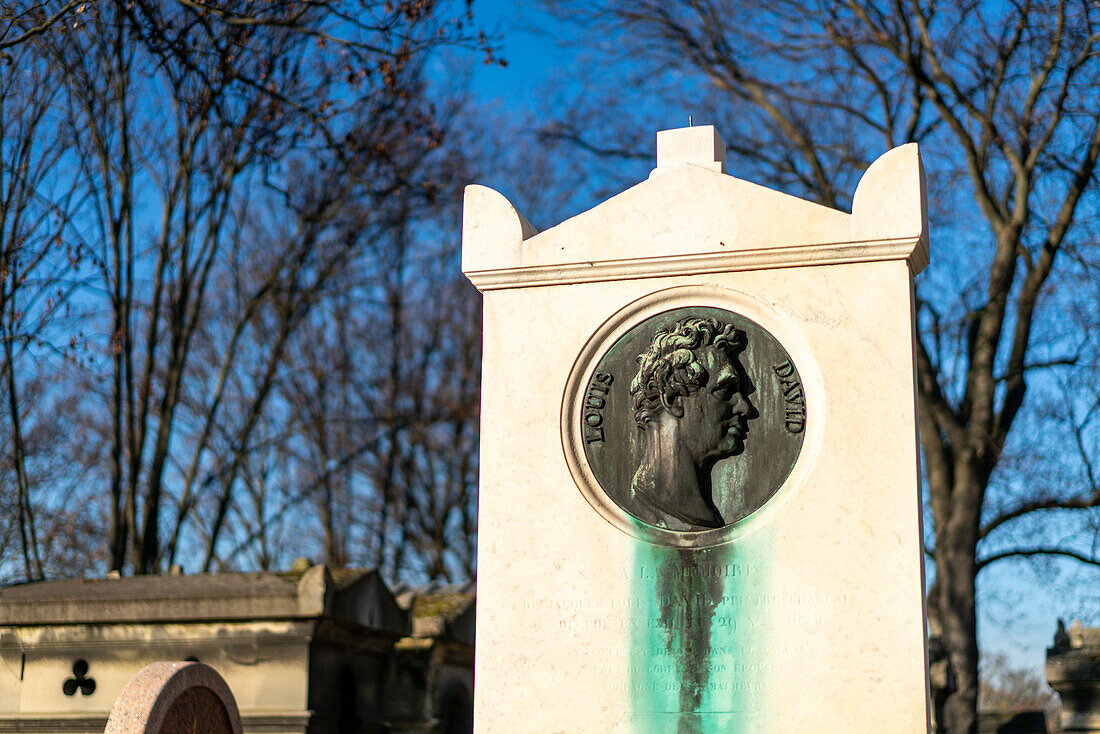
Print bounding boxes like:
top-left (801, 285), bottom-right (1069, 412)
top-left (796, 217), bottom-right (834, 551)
top-left (464, 3), bottom-right (561, 108)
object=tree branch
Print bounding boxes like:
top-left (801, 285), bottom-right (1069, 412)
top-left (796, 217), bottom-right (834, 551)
top-left (0, 1), bottom-right (87, 60)
top-left (979, 486), bottom-right (1100, 540)
top-left (978, 546), bottom-right (1100, 572)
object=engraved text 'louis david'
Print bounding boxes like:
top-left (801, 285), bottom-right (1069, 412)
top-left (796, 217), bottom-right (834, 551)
top-left (584, 372), bottom-right (614, 444)
top-left (574, 304), bottom-right (806, 539)
top-left (774, 360), bottom-right (805, 434)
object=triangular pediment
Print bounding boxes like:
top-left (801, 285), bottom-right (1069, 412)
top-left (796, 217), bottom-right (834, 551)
top-left (522, 164), bottom-right (851, 268)
top-left (462, 143), bottom-right (926, 289)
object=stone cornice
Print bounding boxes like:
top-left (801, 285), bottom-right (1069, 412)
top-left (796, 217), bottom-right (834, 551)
top-left (465, 235), bottom-right (927, 291)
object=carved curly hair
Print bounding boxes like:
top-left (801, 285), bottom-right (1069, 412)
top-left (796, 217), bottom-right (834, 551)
top-left (630, 316), bottom-right (746, 428)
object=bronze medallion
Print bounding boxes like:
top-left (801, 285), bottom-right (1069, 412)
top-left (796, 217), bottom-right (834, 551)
top-left (579, 306), bottom-right (805, 533)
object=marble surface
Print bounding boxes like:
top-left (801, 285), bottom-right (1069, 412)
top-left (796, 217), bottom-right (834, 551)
top-left (464, 127), bottom-right (931, 733)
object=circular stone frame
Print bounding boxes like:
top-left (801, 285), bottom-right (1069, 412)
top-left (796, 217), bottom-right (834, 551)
top-left (561, 285), bottom-right (823, 548)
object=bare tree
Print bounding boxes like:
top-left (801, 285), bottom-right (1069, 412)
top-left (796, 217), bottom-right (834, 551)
top-left (249, 115), bottom-right (482, 581)
top-left (538, 1), bottom-right (1100, 732)
top-left (40, 1), bottom-right (328, 574)
top-left (356, 243), bottom-right (481, 582)
top-left (0, 39), bottom-right (86, 583)
top-left (980, 652), bottom-right (1062, 732)
top-left (0, 0), bottom-right (492, 578)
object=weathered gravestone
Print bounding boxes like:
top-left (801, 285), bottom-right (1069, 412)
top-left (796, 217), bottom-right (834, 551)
top-left (463, 125), bottom-right (931, 732)
top-left (104, 661), bottom-right (242, 734)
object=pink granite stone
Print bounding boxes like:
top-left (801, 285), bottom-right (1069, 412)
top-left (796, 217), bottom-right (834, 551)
top-left (104, 661), bottom-right (242, 734)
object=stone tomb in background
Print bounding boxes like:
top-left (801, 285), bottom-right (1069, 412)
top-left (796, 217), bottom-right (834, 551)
top-left (1047, 620), bottom-right (1100, 733)
top-left (0, 565), bottom-right (474, 733)
top-left (463, 126), bottom-right (931, 732)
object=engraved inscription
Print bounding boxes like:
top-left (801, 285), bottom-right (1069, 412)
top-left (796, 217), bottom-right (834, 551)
top-left (583, 372), bottom-right (614, 444)
top-left (541, 588), bottom-right (843, 698)
top-left (636, 562), bottom-right (755, 579)
top-left (773, 360), bottom-right (806, 434)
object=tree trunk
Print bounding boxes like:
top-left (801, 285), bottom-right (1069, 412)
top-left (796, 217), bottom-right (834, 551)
top-left (935, 462), bottom-right (984, 734)
top-left (939, 543), bottom-right (979, 734)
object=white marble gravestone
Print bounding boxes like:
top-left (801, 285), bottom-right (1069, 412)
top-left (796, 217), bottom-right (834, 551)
top-left (463, 126), bottom-right (931, 733)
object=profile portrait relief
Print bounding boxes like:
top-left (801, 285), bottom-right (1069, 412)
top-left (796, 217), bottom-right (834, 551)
top-left (629, 317), bottom-right (756, 530)
top-left (574, 303), bottom-right (807, 543)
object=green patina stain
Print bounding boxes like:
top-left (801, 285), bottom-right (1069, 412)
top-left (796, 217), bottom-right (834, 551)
top-left (629, 538), bottom-right (768, 734)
